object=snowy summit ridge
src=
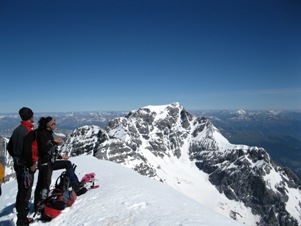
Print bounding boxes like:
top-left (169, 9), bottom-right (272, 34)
top-left (63, 103), bottom-right (301, 226)
top-left (0, 155), bottom-right (244, 226)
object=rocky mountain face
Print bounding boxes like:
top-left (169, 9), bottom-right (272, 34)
top-left (62, 103), bottom-right (301, 226)
top-left (192, 109), bottom-right (301, 178)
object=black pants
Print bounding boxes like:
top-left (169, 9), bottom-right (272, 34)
top-left (34, 160), bottom-right (80, 211)
top-left (14, 164), bottom-right (34, 225)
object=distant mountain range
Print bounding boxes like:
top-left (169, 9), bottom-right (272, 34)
top-left (0, 111), bottom-right (126, 137)
top-left (1, 108), bottom-right (300, 177)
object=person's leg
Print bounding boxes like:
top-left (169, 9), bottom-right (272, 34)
top-left (52, 160), bottom-right (87, 195)
top-left (15, 166), bottom-right (28, 225)
top-left (52, 160), bottom-right (80, 186)
top-left (34, 166), bottom-right (42, 211)
top-left (15, 165), bottom-right (34, 226)
top-left (45, 163), bottom-right (53, 189)
top-left (24, 171), bottom-right (34, 216)
top-left (34, 164), bottom-right (45, 211)
top-left (34, 163), bottom-right (52, 212)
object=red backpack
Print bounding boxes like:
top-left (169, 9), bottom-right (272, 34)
top-left (40, 171), bottom-right (77, 221)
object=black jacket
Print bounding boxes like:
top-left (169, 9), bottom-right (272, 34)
top-left (7, 121), bottom-right (37, 167)
top-left (37, 129), bottom-right (61, 164)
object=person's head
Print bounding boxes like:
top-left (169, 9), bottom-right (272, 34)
top-left (19, 107), bottom-right (34, 123)
top-left (38, 116), bottom-right (56, 131)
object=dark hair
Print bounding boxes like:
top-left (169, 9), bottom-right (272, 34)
top-left (19, 107), bottom-right (33, 121)
top-left (38, 116), bottom-right (53, 129)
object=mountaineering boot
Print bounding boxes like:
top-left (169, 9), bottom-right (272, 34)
top-left (33, 188), bottom-right (48, 217)
top-left (73, 182), bottom-right (87, 196)
top-left (41, 188), bottom-right (48, 200)
top-left (36, 188), bottom-right (48, 213)
top-left (16, 218), bottom-right (31, 226)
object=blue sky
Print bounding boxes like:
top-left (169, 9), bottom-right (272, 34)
top-left (0, 0), bottom-right (300, 113)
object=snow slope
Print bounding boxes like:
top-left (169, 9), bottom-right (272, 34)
top-left (0, 155), bottom-right (243, 226)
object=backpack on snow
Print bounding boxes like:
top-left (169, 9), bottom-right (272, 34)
top-left (41, 188), bottom-right (77, 221)
top-left (40, 166), bottom-right (77, 221)
top-left (54, 164), bottom-right (77, 191)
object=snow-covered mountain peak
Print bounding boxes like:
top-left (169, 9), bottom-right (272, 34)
top-left (138, 102), bottom-right (182, 113)
top-left (237, 109), bottom-right (246, 115)
top-left (62, 103), bottom-right (301, 226)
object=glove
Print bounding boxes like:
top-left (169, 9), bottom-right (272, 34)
top-left (30, 164), bottom-right (37, 173)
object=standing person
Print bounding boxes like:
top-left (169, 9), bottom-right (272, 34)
top-left (0, 162), bottom-right (4, 196)
top-left (34, 116), bottom-right (86, 212)
top-left (7, 107), bottom-right (38, 226)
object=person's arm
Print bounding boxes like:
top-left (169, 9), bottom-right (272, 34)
top-left (38, 130), bottom-right (57, 163)
top-left (22, 131), bottom-right (36, 172)
top-left (16, 126), bottom-right (28, 158)
top-left (37, 130), bottom-right (51, 163)
top-left (7, 138), bottom-right (14, 157)
top-left (53, 138), bottom-right (65, 159)
top-left (7, 126), bottom-right (27, 158)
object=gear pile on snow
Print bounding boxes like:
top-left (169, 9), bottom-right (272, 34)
top-left (41, 189), bottom-right (77, 221)
top-left (36, 170), bottom-right (99, 221)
